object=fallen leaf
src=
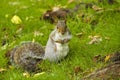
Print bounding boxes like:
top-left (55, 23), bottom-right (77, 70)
top-left (74, 66), bottom-right (83, 74)
top-left (33, 72), bottom-right (45, 77)
top-left (88, 35), bottom-right (102, 44)
top-left (42, 7), bottom-right (69, 24)
top-left (11, 15), bottom-right (22, 24)
top-left (23, 72), bottom-right (30, 78)
top-left (52, 6), bottom-right (60, 12)
top-left (16, 27), bottom-right (22, 34)
top-left (92, 5), bottom-right (103, 11)
top-left (0, 68), bottom-right (6, 72)
top-left (52, 4), bottom-right (67, 11)
top-left (76, 32), bottom-right (83, 38)
top-left (34, 31), bottom-right (44, 37)
top-left (105, 55), bottom-right (111, 62)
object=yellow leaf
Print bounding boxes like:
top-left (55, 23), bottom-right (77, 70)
top-left (33, 72), bottom-right (45, 77)
top-left (11, 15), bottom-right (22, 24)
top-left (0, 68), bottom-right (6, 72)
top-left (105, 55), bottom-right (111, 62)
top-left (23, 72), bottom-right (30, 78)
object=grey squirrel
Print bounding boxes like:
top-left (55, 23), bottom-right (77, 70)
top-left (44, 20), bottom-right (72, 62)
top-left (7, 20), bottom-right (72, 72)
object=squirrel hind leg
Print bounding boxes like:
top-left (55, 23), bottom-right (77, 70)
top-left (23, 58), bottom-right (43, 72)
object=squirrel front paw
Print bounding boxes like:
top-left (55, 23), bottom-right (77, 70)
top-left (63, 39), bottom-right (70, 43)
top-left (55, 39), bottom-right (70, 44)
top-left (55, 40), bottom-right (64, 44)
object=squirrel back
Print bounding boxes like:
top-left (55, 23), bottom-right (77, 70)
top-left (7, 41), bottom-right (44, 72)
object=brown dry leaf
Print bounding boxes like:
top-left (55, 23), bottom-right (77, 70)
top-left (0, 68), bottom-right (6, 72)
top-left (42, 5), bottom-right (68, 24)
top-left (88, 35), bottom-right (102, 44)
top-left (92, 5), bottom-right (103, 11)
top-left (74, 66), bottom-right (83, 74)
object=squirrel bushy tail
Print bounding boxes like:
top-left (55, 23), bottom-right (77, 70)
top-left (6, 41), bottom-right (45, 72)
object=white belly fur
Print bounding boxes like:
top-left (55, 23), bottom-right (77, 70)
top-left (55, 43), bottom-right (69, 60)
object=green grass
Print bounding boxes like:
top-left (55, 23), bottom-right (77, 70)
top-left (0, 0), bottom-right (120, 80)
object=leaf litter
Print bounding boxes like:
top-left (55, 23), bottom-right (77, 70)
top-left (11, 15), bottom-right (22, 24)
top-left (88, 35), bottom-right (102, 44)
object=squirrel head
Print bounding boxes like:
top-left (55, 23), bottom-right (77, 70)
top-left (56, 20), bottom-right (67, 35)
